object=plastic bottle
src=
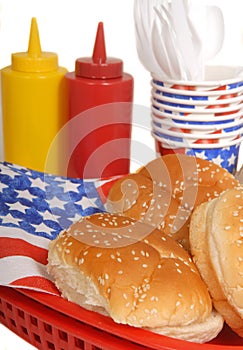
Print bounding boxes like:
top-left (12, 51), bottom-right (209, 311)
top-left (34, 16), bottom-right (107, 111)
top-left (65, 22), bottom-right (134, 179)
top-left (1, 18), bottom-right (68, 174)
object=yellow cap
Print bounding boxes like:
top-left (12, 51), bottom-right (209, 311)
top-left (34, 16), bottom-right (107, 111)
top-left (12, 18), bottom-right (58, 73)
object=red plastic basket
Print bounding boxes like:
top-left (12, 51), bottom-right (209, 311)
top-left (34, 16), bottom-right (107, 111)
top-left (0, 286), bottom-right (243, 350)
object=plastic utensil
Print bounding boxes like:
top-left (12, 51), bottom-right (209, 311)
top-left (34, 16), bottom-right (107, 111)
top-left (171, 0), bottom-right (198, 80)
top-left (151, 15), bottom-right (172, 78)
top-left (155, 3), bottom-right (186, 79)
top-left (187, 4), bottom-right (224, 62)
top-left (134, 0), bottom-right (162, 75)
top-left (204, 6), bottom-right (224, 60)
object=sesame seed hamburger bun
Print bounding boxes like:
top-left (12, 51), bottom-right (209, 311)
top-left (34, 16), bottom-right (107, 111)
top-left (47, 212), bottom-right (223, 343)
top-left (106, 154), bottom-right (239, 250)
top-left (189, 187), bottom-right (243, 337)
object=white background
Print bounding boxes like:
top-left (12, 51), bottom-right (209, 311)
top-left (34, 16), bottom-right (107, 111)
top-left (0, 0), bottom-right (243, 349)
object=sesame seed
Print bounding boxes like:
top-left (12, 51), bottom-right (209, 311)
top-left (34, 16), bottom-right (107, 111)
top-left (98, 277), bottom-right (105, 286)
top-left (151, 308), bottom-right (158, 315)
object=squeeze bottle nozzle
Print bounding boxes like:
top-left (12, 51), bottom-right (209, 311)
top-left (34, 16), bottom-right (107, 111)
top-left (75, 21), bottom-right (123, 79)
top-left (28, 17), bottom-right (42, 57)
top-left (92, 22), bottom-right (107, 64)
top-left (12, 17), bottom-right (58, 72)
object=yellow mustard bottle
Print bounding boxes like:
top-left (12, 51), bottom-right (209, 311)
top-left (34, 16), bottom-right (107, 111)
top-left (1, 17), bottom-right (68, 174)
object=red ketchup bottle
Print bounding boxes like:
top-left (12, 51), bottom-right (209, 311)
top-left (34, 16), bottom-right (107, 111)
top-left (65, 22), bottom-right (134, 179)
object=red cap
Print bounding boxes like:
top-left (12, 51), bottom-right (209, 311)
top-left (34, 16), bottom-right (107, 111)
top-left (75, 22), bottom-right (123, 79)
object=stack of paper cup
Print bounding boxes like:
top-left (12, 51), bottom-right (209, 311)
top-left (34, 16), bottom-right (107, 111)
top-left (151, 65), bottom-right (243, 173)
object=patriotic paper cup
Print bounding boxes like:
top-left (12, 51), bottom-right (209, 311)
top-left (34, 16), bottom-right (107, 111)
top-left (151, 65), bottom-right (243, 173)
top-left (152, 121), bottom-right (243, 145)
top-left (152, 114), bottom-right (243, 136)
top-left (152, 89), bottom-right (243, 107)
top-left (152, 98), bottom-right (243, 115)
top-left (151, 79), bottom-right (243, 98)
top-left (152, 113), bottom-right (243, 132)
top-left (151, 106), bottom-right (243, 123)
top-left (154, 138), bottom-right (241, 174)
top-left (152, 65), bottom-right (243, 90)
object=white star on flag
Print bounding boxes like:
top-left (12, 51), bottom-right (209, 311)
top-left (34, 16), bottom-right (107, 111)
top-left (42, 209), bottom-right (60, 222)
top-left (0, 182), bottom-right (8, 191)
top-left (1, 213), bottom-right (21, 225)
top-left (62, 182), bottom-right (83, 194)
top-left (79, 195), bottom-right (98, 210)
top-left (30, 177), bottom-right (46, 189)
top-left (194, 150), bottom-right (207, 159)
top-left (211, 154), bottom-right (224, 166)
top-left (228, 153), bottom-right (236, 166)
top-left (48, 196), bottom-right (67, 210)
top-left (2, 168), bottom-right (17, 179)
top-left (8, 201), bottom-right (29, 214)
top-left (16, 189), bottom-right (36, 200)
top-left (32, 222), bottom-right (55, 237)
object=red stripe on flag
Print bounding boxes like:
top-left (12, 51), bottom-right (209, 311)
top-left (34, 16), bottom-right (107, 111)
top-left (0, 237), bottom-right (48, 265)
top-left (10, 276), bottom-right (60, 295)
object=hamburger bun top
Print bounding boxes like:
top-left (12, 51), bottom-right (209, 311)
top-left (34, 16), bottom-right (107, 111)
top-left (189, 187), bottom-right (243, 337)
top-left (107, 154), bottom-right (239, 250)
top-left (48, 212), bottom-right (213, 328)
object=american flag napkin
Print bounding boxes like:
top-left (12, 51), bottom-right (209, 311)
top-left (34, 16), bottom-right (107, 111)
top-left (0, 162), bottom-right (118, 294)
